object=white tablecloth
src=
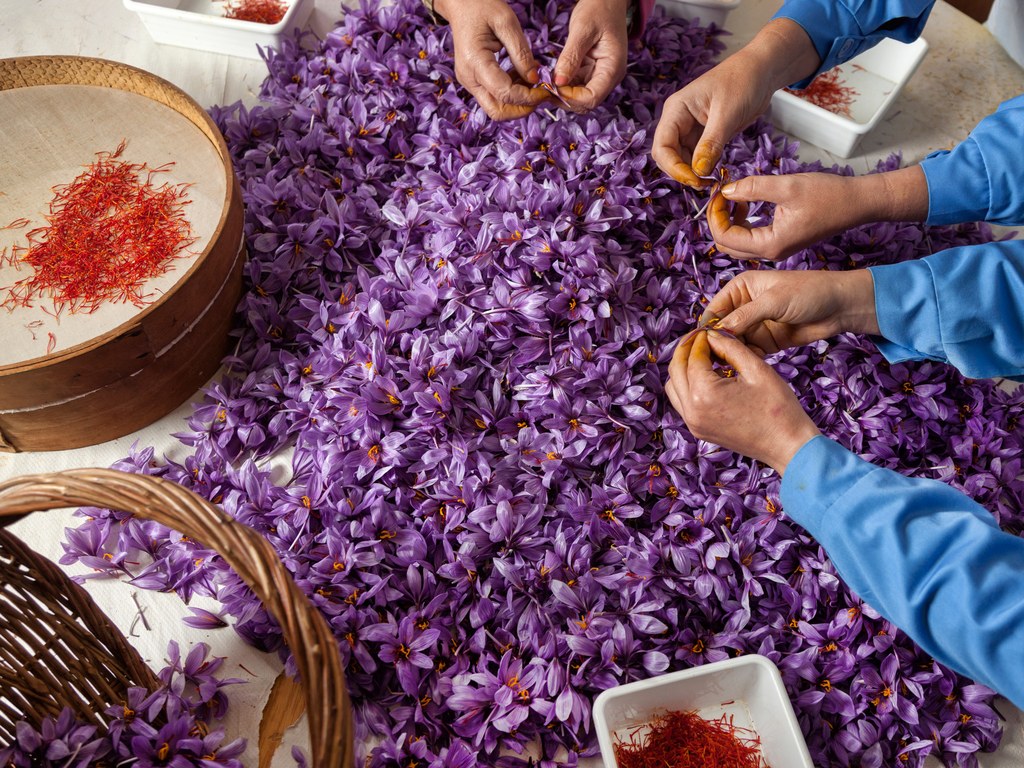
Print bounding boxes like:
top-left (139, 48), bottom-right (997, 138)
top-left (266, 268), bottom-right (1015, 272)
top-left (2, 1), bottom-right (1022, 765)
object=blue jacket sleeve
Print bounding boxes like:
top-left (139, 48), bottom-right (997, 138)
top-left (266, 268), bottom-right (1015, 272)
top-left (781, 435), bottom-right (1024, 709)
top-left (868, 241), bottom-right (1024, 380)
top-left (920, 94), bottom-right (1024, 226)
top-left (773, 0), bottom-right (935, 87)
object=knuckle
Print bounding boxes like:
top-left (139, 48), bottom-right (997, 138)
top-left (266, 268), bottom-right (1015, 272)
top-left (736, 176), bottom-right (760, 197)
top-left (684, 411), bottom-right (712, 440)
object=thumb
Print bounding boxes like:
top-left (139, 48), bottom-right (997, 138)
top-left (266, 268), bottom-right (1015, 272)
top-left (690, 109), bottom-right (733, 178)
top-left (717, 298), bottom-right (775, 338)
top-left (719, 174), bottom-right (782, 204)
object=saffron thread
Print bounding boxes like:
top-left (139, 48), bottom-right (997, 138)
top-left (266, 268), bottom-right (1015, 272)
top-left (1, 141), bottom-right (195, 316)
top-left (222, 0), bottom-right (288, 24)
top-left (613, 709), bottom-right (770, 768)
top-left (785, 67), bottom-right (858, 118)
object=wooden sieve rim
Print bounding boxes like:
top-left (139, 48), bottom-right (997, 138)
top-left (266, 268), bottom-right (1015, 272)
top-left (0, 55), bottom-right (242, 376)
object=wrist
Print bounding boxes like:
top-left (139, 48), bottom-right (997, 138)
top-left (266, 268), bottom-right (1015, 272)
top-left (872, 168), bottom-right (929, 225)
top-left (770, 422), bottom-right (821, 476)
top-left (744, 18), bottom-right (822, 92)
top-left (855, 166), bottom-right (929, 224)
top-left (834, 269), bottom-right (880, 336)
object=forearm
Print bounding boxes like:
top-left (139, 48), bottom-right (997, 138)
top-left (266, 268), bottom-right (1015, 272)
top-left (869, 241), bottom-right (1024, 379)
top-left (848, 166), bottom-right (929, 225)
top-left (781, 436), bottom-right (1024, 708)
top-left (773, 0), bottom-right (935, 87)
top-left (731, 18), bottom-right (822, 94)
top-left (922, 94), bottom-right (1024, 226)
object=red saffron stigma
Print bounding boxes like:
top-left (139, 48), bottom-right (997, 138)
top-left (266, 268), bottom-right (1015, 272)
top-left (785, 67), bottom-right (858, 118)
top-left (222, 0), bottom-right (288, 24)
top-left (613, 709), bottom-right (770, 768)
top-left (1, 142), bottom-right (195, 315)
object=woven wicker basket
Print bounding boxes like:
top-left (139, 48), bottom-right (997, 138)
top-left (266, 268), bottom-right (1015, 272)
top-left (0, 468), bottom-right (354, 768)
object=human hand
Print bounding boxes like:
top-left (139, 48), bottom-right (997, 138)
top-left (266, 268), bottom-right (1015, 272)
top-left (552, 0), bottom-right (630, 112)
top-left (708, 172), bottom-right (862, 261)
top-left (665, 329), bottom-right (820, 475)
top-left (708, 165), bottom-right (930, 261)
top-left (437, 0), bottom-right (550, 120)
top-left (704, 269), bottom-right (879, 356)
top-left (651, 53), bottom-right (776, 187)
top-left (651, 18), bottom-right (821, 188)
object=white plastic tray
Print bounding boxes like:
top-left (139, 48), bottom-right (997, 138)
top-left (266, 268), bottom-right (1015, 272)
top-left (770, 36), bottom-right (929, 158)
top-left (123, 0), bottom-right (313, 60)
top-left (657, 0), bottom-right (741, 27)
top-left (593, 655), bottom-right (814, 768)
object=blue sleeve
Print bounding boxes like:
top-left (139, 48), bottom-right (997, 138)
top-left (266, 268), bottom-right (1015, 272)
top-left (920, 95), bottom-right (1024, 227)
top-left (772, 0), bottom-right (935, 87)
top-left (781, 435), bottom-right (1024, 709)
top-left (868, 241), bottom-right (1024, 380)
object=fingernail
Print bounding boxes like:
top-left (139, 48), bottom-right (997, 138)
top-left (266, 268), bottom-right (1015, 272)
top-left (721, 183), bottom-right (736, 196)
top-left (527, 67), bottom-right (540, 85)
top-left (693, 154), bottom-right (711, 177)
top-left (554, 73), bottom-right (569, 87)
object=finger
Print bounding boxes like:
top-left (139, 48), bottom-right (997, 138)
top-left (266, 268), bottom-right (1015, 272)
top-left (653, 143), bottom-right (705, 188)
top-left (716, 298), bottom-right (773, 338)
top-left (472, 84), bottom-right (541, 120)
top-left (690, 107), bottom-right (735, 178)
top-left (708, 188), bottom-right (733, 234)
top-left (705, 329), bottom-right (769, 376)
top-left (556, 84), bottom-right (596, 112)
top-left (703, 274), bottom-right (752, 322)
top-left (492, 17), bottom-right (539, 84)
top-left (685, 329), bottom-right (715, 377)
top-left (652, 115), bottom-right (707, 189)
top-left (565, 57), bottom-right (622, 110)
top-left (669, 331), bottom-right (699, 399)
top-left (708, 193), bottom-right (780, 261)
top-left (475, 60), bottom-right (548, 108)
top-left (720, 175), bottom-right (782, 204)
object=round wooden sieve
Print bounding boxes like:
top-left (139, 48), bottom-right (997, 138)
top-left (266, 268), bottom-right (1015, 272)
top-left (0, 56), bottom-right (245, 452)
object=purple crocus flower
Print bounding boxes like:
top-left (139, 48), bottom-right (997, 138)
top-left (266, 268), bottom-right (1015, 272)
top-left (365, 616), bottom-right (442, 696)
top-left (48, 1), bottom-right (1018, 766)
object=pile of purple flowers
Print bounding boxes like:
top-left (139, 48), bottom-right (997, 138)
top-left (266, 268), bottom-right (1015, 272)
top-left (57, 0), bottom-right (1023, 765)
top-left (0, 642), bottom-right (245, 767)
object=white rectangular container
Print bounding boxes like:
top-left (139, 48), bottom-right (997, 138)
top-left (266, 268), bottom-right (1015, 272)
top-left (657, 0), bottom-right (742, 28)
top-left (123, 0), bottom-right (313, 60)
top-left (770, 36), bottom-right (929, 158)
top-left (593, 655), bottom-right (814, 768)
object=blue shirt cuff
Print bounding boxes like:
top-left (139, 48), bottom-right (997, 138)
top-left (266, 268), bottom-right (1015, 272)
top-left (772, 1), bottom-right (859, 88)
top-left (772, 0), bottom-right (933, 88)
top-left (868, 260), bottom-right (944, 363)
top-left (780, 435), bottom-right (874, 535)
top-left (921, 142), bottom-right (990, 226)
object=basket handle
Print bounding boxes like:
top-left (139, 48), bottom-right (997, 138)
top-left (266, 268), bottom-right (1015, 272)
top-left (0, 468), bottom-right (354, 768)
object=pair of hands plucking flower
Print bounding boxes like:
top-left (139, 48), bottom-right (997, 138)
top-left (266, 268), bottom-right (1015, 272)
top-left (435, 0), bottom-right (630, 119)
top-left (666, 268), bottom-right (881, 475)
